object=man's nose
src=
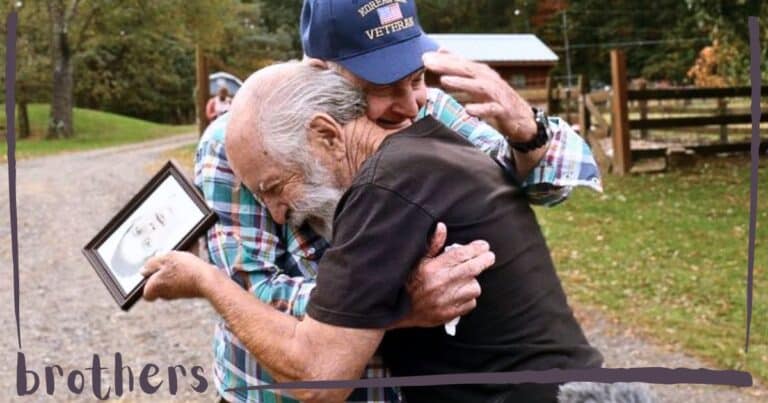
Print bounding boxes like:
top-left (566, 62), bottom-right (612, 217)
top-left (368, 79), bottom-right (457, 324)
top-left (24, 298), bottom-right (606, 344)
top-left (263, 197), bottom-right (289, 225)
top-left (391, 87), bottom-right (419, 119)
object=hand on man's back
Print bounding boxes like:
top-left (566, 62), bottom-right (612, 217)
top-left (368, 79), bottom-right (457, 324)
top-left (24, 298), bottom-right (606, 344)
top-left (393, 222), bottom-right (495, 329)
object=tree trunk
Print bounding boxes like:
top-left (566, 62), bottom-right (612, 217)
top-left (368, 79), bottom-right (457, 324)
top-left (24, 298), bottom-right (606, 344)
top-left (18, 100), bottom-right (30, 139)
top-left (48, 2), bottom-right (74, 139)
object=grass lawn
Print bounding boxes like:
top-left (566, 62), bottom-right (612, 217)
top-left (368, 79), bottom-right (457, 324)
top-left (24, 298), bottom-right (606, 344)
top-left (535, 156), bottom-right (768, 380)
top-left (153, 143), bottom-right (197, 175)
top-left (1, 104), bottom-right (195, 160)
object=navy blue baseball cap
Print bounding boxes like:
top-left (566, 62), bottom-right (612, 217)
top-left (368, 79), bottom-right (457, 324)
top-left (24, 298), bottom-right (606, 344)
top-left (301, 0), bottom-right (438, 85)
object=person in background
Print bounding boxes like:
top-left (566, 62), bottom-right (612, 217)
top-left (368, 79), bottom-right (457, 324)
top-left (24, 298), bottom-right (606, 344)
top-left (206, 86), bottom-right (232, 121)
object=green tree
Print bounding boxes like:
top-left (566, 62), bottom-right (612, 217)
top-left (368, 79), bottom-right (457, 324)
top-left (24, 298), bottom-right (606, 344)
top-left (208, 1), bottom-right (301, 81)
top-left (418, 0), bottom-right (533, 33)
top-left (2, 1), bottom-right (52, 138)
top-left (45, 0), bottom-right (109, 139)
top-left (73, 1), bottom-right (214, 123)
top-left (533, 0), bottom-right (711, 85)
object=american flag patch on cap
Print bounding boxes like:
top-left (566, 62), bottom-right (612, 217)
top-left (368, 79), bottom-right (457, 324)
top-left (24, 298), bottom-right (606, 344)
top-left (377, 3), bottom-right (403, 24)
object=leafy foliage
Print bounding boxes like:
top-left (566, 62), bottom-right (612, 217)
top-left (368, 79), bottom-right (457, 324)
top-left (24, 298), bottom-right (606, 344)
top-left (417, 0), bottom-right (535, 33)
top-left (208, 1), bottom-right (301, 81)
top-left (684, 0), bottom-right (768, 86)
top-left (686, 42), bottom-right (729, 87)
top-left (2, 0), bottom-right (765, 126)
top-left (72, 0), bottom-right (303, 123)
top-left (73, 3), bottom-right (198, 123)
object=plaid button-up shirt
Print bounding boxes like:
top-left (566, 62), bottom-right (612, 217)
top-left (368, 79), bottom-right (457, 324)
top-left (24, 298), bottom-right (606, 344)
top-left (195, 88), bottom-right (601, 403)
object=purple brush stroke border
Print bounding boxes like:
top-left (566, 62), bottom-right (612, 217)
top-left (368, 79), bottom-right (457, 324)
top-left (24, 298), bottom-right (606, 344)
top-left (2, 12), bottom-right (760, 393)
top-left (6, 11), bottom-right (21, 350)
top-left (745, 14), bottom-right (761, 353)
top-left (228, 368), bottom-right (752, 392)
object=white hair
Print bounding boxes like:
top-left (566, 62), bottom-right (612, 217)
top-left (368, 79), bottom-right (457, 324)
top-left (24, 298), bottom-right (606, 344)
top-left (258, 62), bottom-right (367, 174)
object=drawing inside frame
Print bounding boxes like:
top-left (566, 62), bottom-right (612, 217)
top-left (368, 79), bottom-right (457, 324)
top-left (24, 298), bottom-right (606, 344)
top-left (83, 161), bottom-right (217, 310)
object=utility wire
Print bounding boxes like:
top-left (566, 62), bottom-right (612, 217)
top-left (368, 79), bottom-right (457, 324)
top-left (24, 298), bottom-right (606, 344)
top-left (549, 37), bottom-right (710, 50)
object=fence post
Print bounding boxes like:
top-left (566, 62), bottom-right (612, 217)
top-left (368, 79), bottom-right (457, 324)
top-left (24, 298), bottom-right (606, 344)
top-left (638, 81), bottom-right (648, 139)
top-left (610, 49), bottom-right (631, 175)
top-left (578, 75), bottom-right (590, 135)
top-left (545, 76), bottom-right (553, 114)
top-left (195, 44), bottom-right (210, 136)
top-left (564, 83), bottom-right (573, 123)
top-left (718, 97), bottom-right (728, 142)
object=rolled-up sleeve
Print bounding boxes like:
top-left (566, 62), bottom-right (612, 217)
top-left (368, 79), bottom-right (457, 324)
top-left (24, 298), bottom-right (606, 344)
top-left (422, 88), bottom-right (602, 207)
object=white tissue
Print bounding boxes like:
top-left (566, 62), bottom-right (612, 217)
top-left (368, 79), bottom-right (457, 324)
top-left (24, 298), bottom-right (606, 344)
top-left (444, 317), bottom-right (460, 336)
top-left (444, 243), bottom-right (463, 336)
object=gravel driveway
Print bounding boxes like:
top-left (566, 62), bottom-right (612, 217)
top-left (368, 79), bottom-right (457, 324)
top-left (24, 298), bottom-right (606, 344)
top-left (0, 134), bottom-right (217, 401)
top-left (0, 136), bottom-right (763, 401)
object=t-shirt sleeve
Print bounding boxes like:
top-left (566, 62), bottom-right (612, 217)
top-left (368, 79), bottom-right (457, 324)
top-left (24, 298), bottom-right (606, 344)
top-left (306, 183), bottom-right (436, 329)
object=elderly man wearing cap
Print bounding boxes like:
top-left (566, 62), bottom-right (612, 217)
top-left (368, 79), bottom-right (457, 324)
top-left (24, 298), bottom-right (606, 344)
top-left (185, 1), bottom-right (601, 402)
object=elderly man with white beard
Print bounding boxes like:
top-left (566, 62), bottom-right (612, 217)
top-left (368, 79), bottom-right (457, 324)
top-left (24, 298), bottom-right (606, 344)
top-left (141, 62), bottom-right (604, 403)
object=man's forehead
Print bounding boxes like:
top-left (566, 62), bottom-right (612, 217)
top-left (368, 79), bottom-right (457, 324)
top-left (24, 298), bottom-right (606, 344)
top-left (227, 127), bottom-right (269, 185)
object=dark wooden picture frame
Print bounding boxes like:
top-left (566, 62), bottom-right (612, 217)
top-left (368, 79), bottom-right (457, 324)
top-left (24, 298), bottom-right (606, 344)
top-left (82, 160), bottom-right (217, 310)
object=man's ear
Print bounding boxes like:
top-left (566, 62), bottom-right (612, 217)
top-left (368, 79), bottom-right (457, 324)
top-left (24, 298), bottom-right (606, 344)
top-left (303, 56), bottom-right (328, 69)
top-left (307, 113), bottom-right (345, 159)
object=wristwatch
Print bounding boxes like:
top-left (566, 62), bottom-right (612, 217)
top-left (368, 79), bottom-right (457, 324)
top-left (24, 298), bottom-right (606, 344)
top-left (509, 107), bottom-right (551, 153)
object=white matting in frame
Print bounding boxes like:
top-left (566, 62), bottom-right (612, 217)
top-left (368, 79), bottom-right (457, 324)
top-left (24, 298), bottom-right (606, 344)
top-left (83, 161), bottom-right (217, 310)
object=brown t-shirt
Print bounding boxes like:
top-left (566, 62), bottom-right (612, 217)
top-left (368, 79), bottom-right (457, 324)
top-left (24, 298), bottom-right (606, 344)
top-left (307, 116), bottom-right (602, 402)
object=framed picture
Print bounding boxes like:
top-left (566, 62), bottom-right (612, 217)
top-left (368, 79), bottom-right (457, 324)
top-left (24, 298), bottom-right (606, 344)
top-left (83, 160), bottom-right (217, 310)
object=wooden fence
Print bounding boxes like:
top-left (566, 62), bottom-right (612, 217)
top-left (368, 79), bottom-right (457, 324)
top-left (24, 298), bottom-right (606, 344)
top-left (610, 49), bottom-right (768, 174)
top-left (533, 50), bottom-right (768, 174)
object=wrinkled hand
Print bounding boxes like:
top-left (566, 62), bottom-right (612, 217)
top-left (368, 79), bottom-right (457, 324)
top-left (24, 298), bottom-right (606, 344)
top-left (423, 50), bottom-right (537, 142)
top-left (398, 223), bottom-right (495, 328)
top-left (141, 251), bottom-right (214, 301)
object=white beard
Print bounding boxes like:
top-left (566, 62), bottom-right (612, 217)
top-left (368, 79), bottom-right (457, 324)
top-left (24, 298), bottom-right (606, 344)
top-left (287, 160), bottom-right (344, 240)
